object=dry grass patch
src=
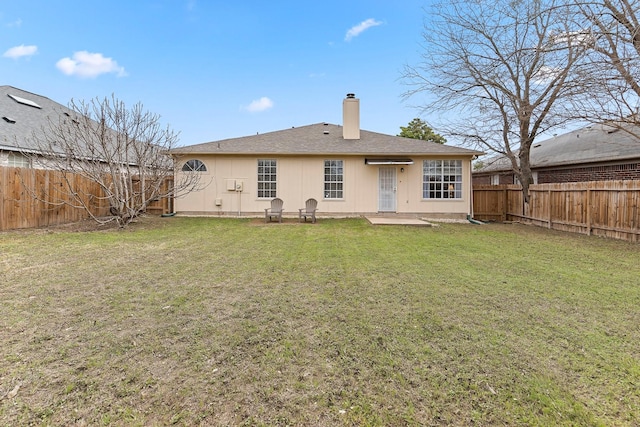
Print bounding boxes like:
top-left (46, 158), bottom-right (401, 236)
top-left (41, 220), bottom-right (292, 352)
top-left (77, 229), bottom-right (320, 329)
top-left (1, 217), bottom-right (639, 425)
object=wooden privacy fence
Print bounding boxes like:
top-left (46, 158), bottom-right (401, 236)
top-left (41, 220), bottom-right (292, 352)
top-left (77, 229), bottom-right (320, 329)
top-left (0, 167), bottom-right (172, 231)
top-left (473, 181), bottom-right (640, 242)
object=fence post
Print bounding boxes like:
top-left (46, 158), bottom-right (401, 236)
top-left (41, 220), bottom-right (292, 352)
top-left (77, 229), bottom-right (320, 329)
top-left (586, 187), bottom-right (591, 236)
top-left (502, 188), bottom-right (507, 221)
top-left (548, 188), bottom-right (552, 229)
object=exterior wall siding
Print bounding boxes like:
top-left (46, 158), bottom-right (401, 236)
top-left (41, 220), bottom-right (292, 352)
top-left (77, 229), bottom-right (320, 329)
top-left (538, 163), bottom-right (640, 183)
top-left (473, 174), bottom-right (491, 185)
top-left (176, 155), bottom-right (474, 218)
top-left (474, 162), bottom-right (640, 185)
top-left (473, 173), bottom-right (516, 185)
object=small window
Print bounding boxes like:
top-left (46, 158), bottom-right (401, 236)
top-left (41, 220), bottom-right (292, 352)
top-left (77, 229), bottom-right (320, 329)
top-left (182, 159), bottom-right (207, 172)
top-left (8, 152), bottom-right (30, 168)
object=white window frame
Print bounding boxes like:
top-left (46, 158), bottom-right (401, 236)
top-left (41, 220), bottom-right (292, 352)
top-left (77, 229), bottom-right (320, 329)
top-left (422, 160), bottom-right (463, 199)
top-left (324, 160), bottom-right (344, 199)
top-left (7, 152), bottom-right (30, 168)
top-left (181, 159), bottom-right (207, 172)
top-left (257, 159), bottom-right (277, 199)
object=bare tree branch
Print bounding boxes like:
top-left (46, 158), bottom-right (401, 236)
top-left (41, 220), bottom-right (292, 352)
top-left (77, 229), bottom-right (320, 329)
top-left (402, 0), bottom-right (589, 202)
top-left (23, 95), bottom-right (203, 227)
top-left (574, 0), bottom-right (640, 139)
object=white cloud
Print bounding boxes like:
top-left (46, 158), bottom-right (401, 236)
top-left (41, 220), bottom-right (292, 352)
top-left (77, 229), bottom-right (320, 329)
top-left (243, 97), bottom-right (274, 113)
top-left (7, 19), bottom-right (23, 28)
top-left (345, 18), bottom-right (382, 42)
top-left (56, 51), bottom-right (127, 78)
top-left (3, 44), bottom-right (37, 59)
top-left (533, 65), bottom-right (562, 83)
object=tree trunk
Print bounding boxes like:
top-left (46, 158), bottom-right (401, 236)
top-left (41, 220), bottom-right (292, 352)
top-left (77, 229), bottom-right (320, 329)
top-left (519, 146), bottom-right (534, 204)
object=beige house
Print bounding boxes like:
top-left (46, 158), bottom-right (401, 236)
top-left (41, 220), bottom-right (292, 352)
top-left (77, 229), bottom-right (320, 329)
top-left (170, 94), bottom-right (483, 219)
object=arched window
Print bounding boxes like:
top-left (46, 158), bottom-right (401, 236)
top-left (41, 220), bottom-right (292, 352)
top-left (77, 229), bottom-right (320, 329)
top-left (182, 159), bottom-right (207, 172)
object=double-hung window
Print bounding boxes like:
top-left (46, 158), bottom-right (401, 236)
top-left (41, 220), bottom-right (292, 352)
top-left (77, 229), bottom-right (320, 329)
top-left (257, 159), bottom-right (277, 198)
top-left (324, 160), bottom-right (343, 199)
top-left (423, 160), bottom-right (462, 199)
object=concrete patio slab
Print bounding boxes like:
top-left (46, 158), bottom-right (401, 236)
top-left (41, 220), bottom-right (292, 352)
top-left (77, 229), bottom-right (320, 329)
top-left (365, 217), bottom-right (433, 226)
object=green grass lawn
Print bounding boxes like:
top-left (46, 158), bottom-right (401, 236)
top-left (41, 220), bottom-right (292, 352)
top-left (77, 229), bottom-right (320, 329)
top-left (1, 217), bottom-right (639, 426)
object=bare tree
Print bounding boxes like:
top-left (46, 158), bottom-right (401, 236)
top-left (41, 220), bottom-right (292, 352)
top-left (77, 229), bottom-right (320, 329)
top-left (402, 0), bottom-right (588, 202)
top-left (25, 95), bottom-right (201, 227)
top-left (575, 0), bottom-right (640, 135)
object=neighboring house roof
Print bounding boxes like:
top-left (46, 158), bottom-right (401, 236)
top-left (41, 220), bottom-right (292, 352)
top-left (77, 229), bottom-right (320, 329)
top-left (475, 123), bottom-right (640, 173)
top-left (0, 85), bottom-right (76, 153)
top-left (170, 123), bottom-right (483, 157)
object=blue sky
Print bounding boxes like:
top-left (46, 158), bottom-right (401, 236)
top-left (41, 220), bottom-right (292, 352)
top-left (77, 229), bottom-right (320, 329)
top-left (1, 1), bottom-right (432, 147)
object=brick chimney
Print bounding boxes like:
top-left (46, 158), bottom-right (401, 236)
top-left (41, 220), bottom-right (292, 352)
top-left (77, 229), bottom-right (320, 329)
top-left (342, 93), bottom-right (360, 140)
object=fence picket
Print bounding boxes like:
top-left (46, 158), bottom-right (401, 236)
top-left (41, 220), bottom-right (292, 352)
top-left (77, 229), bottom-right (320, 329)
top-left (473, 181), bottom-right (640, 242)
top-left (1, 167), bottom-right (170, 231)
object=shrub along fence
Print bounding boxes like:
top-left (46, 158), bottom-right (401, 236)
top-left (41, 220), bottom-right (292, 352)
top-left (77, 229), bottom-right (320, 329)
top-left (473, 181), bottom-right (640, 242)
top-left (0, 167), bottom-right (172, 231)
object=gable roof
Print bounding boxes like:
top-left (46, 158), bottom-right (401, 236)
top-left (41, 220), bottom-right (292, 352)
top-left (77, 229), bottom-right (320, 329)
top-left (170, 123), bottom-right (483, 157)
top-left (0, 85), bottom-right (77, 153)
top-left (475, 122), bottom-right (640, 173)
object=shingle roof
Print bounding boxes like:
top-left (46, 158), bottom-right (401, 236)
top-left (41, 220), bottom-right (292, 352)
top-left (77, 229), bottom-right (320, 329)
top-left (170, 123), bottom-right (483, 157)
top-left (0, 85), bottom-right (76, 153)
top-left (532, 123), bottom-right (640, 167)
top-left (475, 122), bottom-right (640, 173)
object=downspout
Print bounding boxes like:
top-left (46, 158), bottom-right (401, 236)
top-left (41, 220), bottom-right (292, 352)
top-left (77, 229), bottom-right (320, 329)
top-left (467, 214), bottom-right (485, 225)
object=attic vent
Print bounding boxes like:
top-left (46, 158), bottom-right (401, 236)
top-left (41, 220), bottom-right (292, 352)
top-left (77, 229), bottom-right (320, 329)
top-left (2, 116), bottom-right (16, 124)
top-left (607, 128), bottom-right (620, 134)
top-left (8, 94), bottom-right (42, 109)
top-left (323, 130), bottom-right (329, 134)
top-left (533, 143), bottom-right (541, 148)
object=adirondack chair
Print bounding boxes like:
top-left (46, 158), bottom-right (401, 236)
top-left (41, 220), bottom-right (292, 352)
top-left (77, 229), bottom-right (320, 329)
top-left (265, 198), bottom-right (284, 223)
top-left (298, 198), bottom-right (318, 223)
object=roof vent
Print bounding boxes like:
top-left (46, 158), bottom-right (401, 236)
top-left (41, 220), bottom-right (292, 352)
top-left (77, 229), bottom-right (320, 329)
top-left (323, 130), bottom-right (329, 135)
top-left (3, 116), bottom-right (16, 123)
top-left (346, 93), bottom-right (355, 99)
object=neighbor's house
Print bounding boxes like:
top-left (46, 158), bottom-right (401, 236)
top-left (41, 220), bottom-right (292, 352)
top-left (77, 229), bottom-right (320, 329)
top-left (170, 94), bottom-right (483, 218)
top-left (0, 85), bottom-right (79, 169)
top-left (473, 123), bottom-right (640, 185)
